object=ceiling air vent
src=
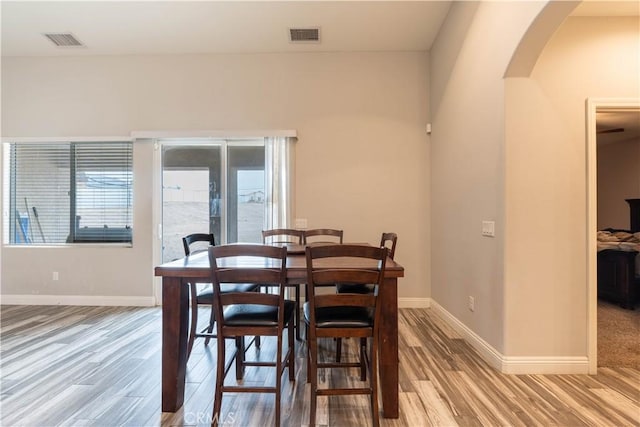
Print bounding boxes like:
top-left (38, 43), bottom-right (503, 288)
top-left (43, 33), bottom-right (85, 47)
top-left (289, 28), bottom-right (320, 43)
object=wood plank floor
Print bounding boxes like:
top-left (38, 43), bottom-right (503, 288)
top-left (1, 305), bottom-right (638, 426)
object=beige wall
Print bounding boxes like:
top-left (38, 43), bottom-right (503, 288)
top-left (504, 16), bottom-right (640, 356)
top-left (430, 3), bottom-right (639, 364)
top-left (430, 1), bottom-right (544, 354)
top-left (597, 138), bottom-right (640, 230)
top-left (1, 52), bottom-right (430, 302)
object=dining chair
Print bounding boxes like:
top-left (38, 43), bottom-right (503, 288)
top-left (262, 228), bottom-right (305, 340)
top-left (334, 232), bottom-right (397, 366)
top-left (182, 233), bottom-right (260, 359)
top-left (303, 228), bottom-right (343, 244)
top-left (208, 244), bottom-right (295, 427)
top-left (304, 244), bottom-right (388, 427)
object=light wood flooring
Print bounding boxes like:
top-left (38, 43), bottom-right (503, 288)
top-left (1, 305), bottom-right (639, 426)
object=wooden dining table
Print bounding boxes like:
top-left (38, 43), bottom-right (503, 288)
top-left (154, 244), bottom-right (405, 418)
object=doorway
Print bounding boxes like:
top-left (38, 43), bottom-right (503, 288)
top-left (160, 140), bottom-right (265, 263)
top-left (586, 99), bottom-right (640, 373)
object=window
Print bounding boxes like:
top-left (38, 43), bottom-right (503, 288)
top-left (4, 141), bottom-right (133, 245)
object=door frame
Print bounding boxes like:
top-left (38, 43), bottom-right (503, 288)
top-left (585, 98), bottom-right (640, 374)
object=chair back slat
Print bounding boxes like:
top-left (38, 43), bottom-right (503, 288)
top-left (304, 228), bottom-right (343, 244)
top-left (306, 243), bottom-right (381, 260)
top-left (311, 269), bottom-right (381, 286)
top-left (262, 228), bottom-right (304, 244)
top-left (215, 268), bottom-right (284, 286)
top-left (314, 293), bottom-right (376, 309)
top-left (212, 243), bottom-right (284, 259)
top-left (219, 292), bottom-right (280, 307)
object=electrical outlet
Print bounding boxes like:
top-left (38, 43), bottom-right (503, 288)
top-left (52, 271), bottom-right (59, 281)
top-left (294, 218), bottom-right (308, 229)
top-left (468, 296), bottom-right (475, 311)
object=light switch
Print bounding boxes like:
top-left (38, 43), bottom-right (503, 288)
top-left (295, 218), bottom-right (308, 229)
top-left (482, 221), bottom-right (495, 237)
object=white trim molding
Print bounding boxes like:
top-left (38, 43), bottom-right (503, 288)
top-left (501, 356), bottom-right (589, 375)
top-left (1, 294), bottom-right (156, 307)
top-left (585, 98), bottom-right (640, 375)
top-left (131, 130), bottom-right (297, 139)
top-left (1, 136), bottom-right (132, 143)
top-left (398, 297), bottom-right (431, 308)
top-left (430, 300), bottom-right (503, 371)
top-left (430, 299), bottom-right (589, 374)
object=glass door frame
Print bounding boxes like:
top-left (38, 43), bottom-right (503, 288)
top-left (154, 137), bottom-right (265, 261)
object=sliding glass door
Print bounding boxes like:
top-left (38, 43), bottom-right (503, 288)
top-left (161, 140), bottom-right (264, 262)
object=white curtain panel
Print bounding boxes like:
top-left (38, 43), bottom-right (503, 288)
top-left (264, 137), bottom-right (294, 230)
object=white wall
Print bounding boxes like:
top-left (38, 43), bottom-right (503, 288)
top-left (430, 1), bottom-right (639, 370)
top-left (504, 16), bottom-right (640, 357)
top-left (429, 1), bottom-right (544, 355)
top-left (597, 139), bottom-right (640, 230)
top-left (1, 52), bottom-right (430, 303)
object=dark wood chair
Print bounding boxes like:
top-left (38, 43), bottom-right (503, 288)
top-left (182, 233), bottom-right (260, 359)
top-left (303, 228), bottom-right (343, 244)
top-left (335, 233), bottom-right (397, 365)
top-left (208, 244), bottom-right (295, 426)
top-left (262, 228), bottom-right (305, 340)
top-left (304, 244), bottom-right (388, 427)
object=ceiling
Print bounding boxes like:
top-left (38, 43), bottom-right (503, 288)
top-left (570, 0), bottom-right (640, 16)
top-left (597, 110), bottom-right (640, 146)
top-left (0, 1), bottom-right (453, 57)
top-left (2, 1), bottom-right (638, 58)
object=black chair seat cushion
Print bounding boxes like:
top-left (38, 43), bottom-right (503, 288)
top-left (335, 284), bottom-right (375, 294)
top-left (303, 303), bottom-right (373, 328)
top-left (223, 300), bottom-right (296, 326)
top-left (195, 283), bottom-right (260, 304)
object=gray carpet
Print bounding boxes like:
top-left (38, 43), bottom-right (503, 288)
top-left (598, 299), bottom-right (640, 368)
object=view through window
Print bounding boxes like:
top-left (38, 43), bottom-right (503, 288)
top-left (161, 141), bottom-right (265, 262)
top-left (3, 141), bottom-right (133, 245)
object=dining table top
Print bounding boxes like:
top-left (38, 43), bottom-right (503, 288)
top-left (154, 242), bottom-right (405, 281)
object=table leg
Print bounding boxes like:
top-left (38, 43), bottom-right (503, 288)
top-left (162, 277), bottom-right (189, 412)
top-left (378, 276), bottom-right (399, 418)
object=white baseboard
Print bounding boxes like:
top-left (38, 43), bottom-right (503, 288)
top-left (398, 297), bottom-right (431, 308)
top-left (430, 299), bottom-right (504, 371)
top-left (1, 294), bottom-right (156, 307)
top-left (429, 299), bottom-right (589, 374)
top-left (500, 356), bottom-right (589, 374)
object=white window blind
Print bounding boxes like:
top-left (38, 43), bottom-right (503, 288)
top-left (6, 141), bottom-right (133, 244)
